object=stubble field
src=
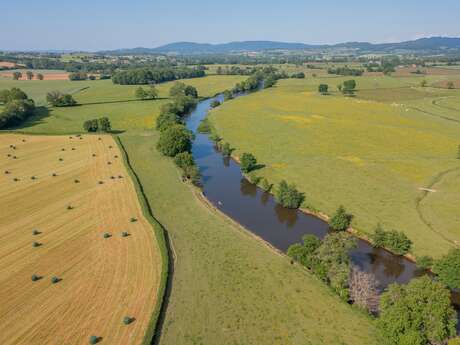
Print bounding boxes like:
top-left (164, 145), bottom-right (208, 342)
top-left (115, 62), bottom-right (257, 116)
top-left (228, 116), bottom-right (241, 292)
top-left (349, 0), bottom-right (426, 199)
top-left (0, 133), bottom-right (161, 345)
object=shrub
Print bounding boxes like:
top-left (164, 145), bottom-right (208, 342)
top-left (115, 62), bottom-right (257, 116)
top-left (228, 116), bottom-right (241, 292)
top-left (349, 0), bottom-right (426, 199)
top-left (223, 90), bottom-right (233, 100)
top-left (46, 91), bottom-right (77, 107)
top-left (433, 248), bottom-right (460, 289)
top-left (248, 173), bottom-right (261, 185)
top-left (287, 234), bottom-right (321, 269)
top-left (130, 217), bottom-right (137, 223)
top-left (32, 229), bottom-right (40, 235)
top-left (210, 100), bottom-right (221, 108)
top-left (371, 224), bottom-right (412, 255)
top-left (156, 112), bottom-right (181, 132)
top-left (157, 124), bottom-right (193, 157)
top-left (260, 178), bottom-right (272, 192)
top-left (51, 276), bottom-right (60, 284)
top-left (174, 152), bottom-right (194, 170)
top-left (416, 255), bottom-right (434, 270)
top-left (32, 241), bottom-right (41, 247)
top-left (122, 232), bottom-right (129, 237)
top-left (240, 153), bottom-right (257, 173)
top-left (221, 142), bottom-right (232, 157)
top-left (74, 179), bottom-right (80, 183)
top-left (103, 232), bottom-right (111, 239)
top-left (378, 276), bottom-right (457, 345)
top-left (329, 205), bottom-right (353, 231)
top-left (318, 84), bottom-right (329, 94)
top-left (123, 316), bottom-right (133, 325)
top-left (275, 180), bottom-right (304, 209)
top-left (31, 274), bottom-right (40, 282)
top-left (89, 335), bottom-right (99, 344)
top-left (197, 118), bottom-right (212, 133)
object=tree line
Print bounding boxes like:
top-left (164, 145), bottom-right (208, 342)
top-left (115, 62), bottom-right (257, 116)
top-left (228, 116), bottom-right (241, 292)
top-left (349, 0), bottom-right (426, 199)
top-left (0, 88), bottom-right (35, 128)
top-left (112, 67), bottom-right (205, 85)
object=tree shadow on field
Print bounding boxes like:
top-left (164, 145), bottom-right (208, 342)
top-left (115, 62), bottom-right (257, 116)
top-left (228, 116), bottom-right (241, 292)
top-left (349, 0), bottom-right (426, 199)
top-left (11, 106), bottom-right (51, 130)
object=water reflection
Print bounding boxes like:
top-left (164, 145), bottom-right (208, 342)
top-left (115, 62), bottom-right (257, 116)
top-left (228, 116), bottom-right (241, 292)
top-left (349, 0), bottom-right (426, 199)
top-left (274, 204), bottom-right (298, 228)
top-left (240, 178), bottom-right (257, 197)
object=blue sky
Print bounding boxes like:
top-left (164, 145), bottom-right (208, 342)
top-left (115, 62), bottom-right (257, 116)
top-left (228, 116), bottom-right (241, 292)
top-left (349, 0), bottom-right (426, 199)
top-left (2, 0), bottom-right (460, 51)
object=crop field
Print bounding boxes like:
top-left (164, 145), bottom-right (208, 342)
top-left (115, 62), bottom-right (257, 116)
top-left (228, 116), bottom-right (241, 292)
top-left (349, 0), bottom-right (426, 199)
top-left (209, 76), bottom-right (460, 257)
top-left (0, 69), bottom-right (70, 81)
top-left (0, 134), bottom-right (161, 345)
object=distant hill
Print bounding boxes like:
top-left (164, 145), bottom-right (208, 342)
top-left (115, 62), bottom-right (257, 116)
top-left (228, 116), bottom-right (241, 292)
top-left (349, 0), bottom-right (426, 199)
top-left (101, 37), bottom-right (460, 55)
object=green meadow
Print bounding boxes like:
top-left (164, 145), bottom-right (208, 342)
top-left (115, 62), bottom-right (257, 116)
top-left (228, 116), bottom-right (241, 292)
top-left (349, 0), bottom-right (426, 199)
top-left (209, 76), bottom-right (460, 257)
top-left (0, 75), bottom-right (378, 344)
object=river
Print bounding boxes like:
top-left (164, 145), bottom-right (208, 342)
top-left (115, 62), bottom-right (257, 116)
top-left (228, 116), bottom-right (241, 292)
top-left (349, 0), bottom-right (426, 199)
top-left (185, 93), bottom-right (460, 330)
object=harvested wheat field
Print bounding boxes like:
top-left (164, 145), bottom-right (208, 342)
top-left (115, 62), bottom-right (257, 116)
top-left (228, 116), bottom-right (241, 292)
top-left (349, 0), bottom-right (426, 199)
top-left (0, 134), bottom-right (161, 345)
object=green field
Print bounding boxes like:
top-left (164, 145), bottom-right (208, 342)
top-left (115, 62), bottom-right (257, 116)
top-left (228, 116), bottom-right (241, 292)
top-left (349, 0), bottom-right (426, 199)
top-left (209, 76), bottom-right (460, 258)
top-left (0, 75), bottom-right (378, 344)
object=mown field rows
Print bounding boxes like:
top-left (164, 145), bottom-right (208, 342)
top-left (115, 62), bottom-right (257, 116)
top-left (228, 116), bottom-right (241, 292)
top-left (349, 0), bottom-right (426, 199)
top-left (0, 134), bottom-right (161, 345)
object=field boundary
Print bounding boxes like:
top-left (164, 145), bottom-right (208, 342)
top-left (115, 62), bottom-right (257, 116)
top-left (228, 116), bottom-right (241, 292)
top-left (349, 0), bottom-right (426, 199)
top-left (115, 135), bottom-right (171, 345)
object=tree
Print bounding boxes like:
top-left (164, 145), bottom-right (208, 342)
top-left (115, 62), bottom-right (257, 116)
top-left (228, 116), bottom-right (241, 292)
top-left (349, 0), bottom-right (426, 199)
top-left (97, 117), bottom-right (111, 132)
top-left (316, 232), bottom-right (357, 299)
top-left (135, 87), bottom-right (147, 100)
top-left (240, 153), bottom-right (257, 173)
top-left (337, 84), bottom-right (342, 92)
top-left (420, 79), bottom-right (428, 87)
top-left (329, 205), bottom-right (353, 231)
top-left (342, 80), bottom-right (356, 95)
top-left (169, 82), bottom-right (198, 99)
top-left (447, 81), bottom-right (455, 89)
top-left (318, 84), bottom-right (329, 94)
top-left (26, 71), bottom-right (34, 80)
top-left (211, 100), bottom-right (221, 108)
top-left (275, 180), bottom-right (304, 209)
top-left (69, 72), bottom-right (88, 81)
top-left (46, 91), bottom-right (77, 107)
top-left (156, 112), bottom-right (180, 132)
top-left (287, 234), bottom-right (321, 268)
top-left (157, 124), bottom-right (193, 157)
top-left (223, 90), bottom-right (233, 101)
top-left (36, 73), bottom-right (44, 80)
top-left (12, 72), bottom-right (22, 80)
top-left (349, 267), bottom-right (379, 314)
top-left (174, 151), bottom-right (194, 170)
top-left (433, 248), bottom-right (460, 289)
top-left (377, 276), bottom-right (457, 345)
top-left (146, 85), bottom-right (158, 99)
top-left (371, 224), bottom-right (412, 256)
top-left (83, 119), bottom-right (98, 132)
top-left (416, 255), bottom-right (434, 270)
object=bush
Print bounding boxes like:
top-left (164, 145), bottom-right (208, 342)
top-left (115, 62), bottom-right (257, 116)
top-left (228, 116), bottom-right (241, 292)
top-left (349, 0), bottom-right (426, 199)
top-left (32, 229), bottom-right (40, 235)
top-left (46, 91), bottom-right (77, 107)
top-left (103, 232), bottom-right (111, 239)
top-left (260, 178), bottom-right (272, 192)
top-left (378, 276), bottom-right (457, 345)
top-left (218, 142), bottom-right (231, 157)
top-left (223, 90), bottom-right (233, 100)
top-left (210, 100), bottom-right (220, 108)
top-left (318, 84), bottom-right (329, 94)
top-left (156, 112), bottom-right (180, 132)
top-left (121, 232), bottom-right (129, 237)
top-left (89, 335), bottom-right (99, 344)
top-left (123, 316), bottom-right (133, 325)
top-left (174, 152), bottom-right (194, 170)
top-left (51, 276), bottom-right (60, 284)
top-left (433, 248), bottom-right (460, 289)
top-left (31, 274), bottom-right (40, 282)
top-left (329, 205), bottom-right (353, 231)
top-left (287, 234), bottom-right (321, 269)
top-left (275, 180), bottom-right (304, 209)
top-left (240, 153), bottom-right (257, 173)
top-left (157, 124), bottom-right (193, 157)
top-left (32, 241), bottom-right (41, 247)
top-left (130, 217), bottom-right (137, 223)
top-left (371, 224), bottom-right (412, 255)
top-left (416, 255), bottom-right (434, 270)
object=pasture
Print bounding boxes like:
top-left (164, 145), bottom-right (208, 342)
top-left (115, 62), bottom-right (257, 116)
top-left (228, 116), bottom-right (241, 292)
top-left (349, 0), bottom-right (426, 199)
top-left (209, 76), bottom-right (460, 257)
top-left (0, 74), bottom-right (380, 344)
top-left (0, 134), bottom-right (161, 345)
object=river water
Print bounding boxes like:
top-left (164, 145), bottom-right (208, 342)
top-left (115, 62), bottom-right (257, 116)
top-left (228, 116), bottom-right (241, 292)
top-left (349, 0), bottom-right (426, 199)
top-left (185, 94), bottom-right (459, 329)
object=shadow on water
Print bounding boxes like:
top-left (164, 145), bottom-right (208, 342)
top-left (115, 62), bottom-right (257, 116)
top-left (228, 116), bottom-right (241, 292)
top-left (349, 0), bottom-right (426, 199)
top-left (185, 91), bottom-right (460, 332)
